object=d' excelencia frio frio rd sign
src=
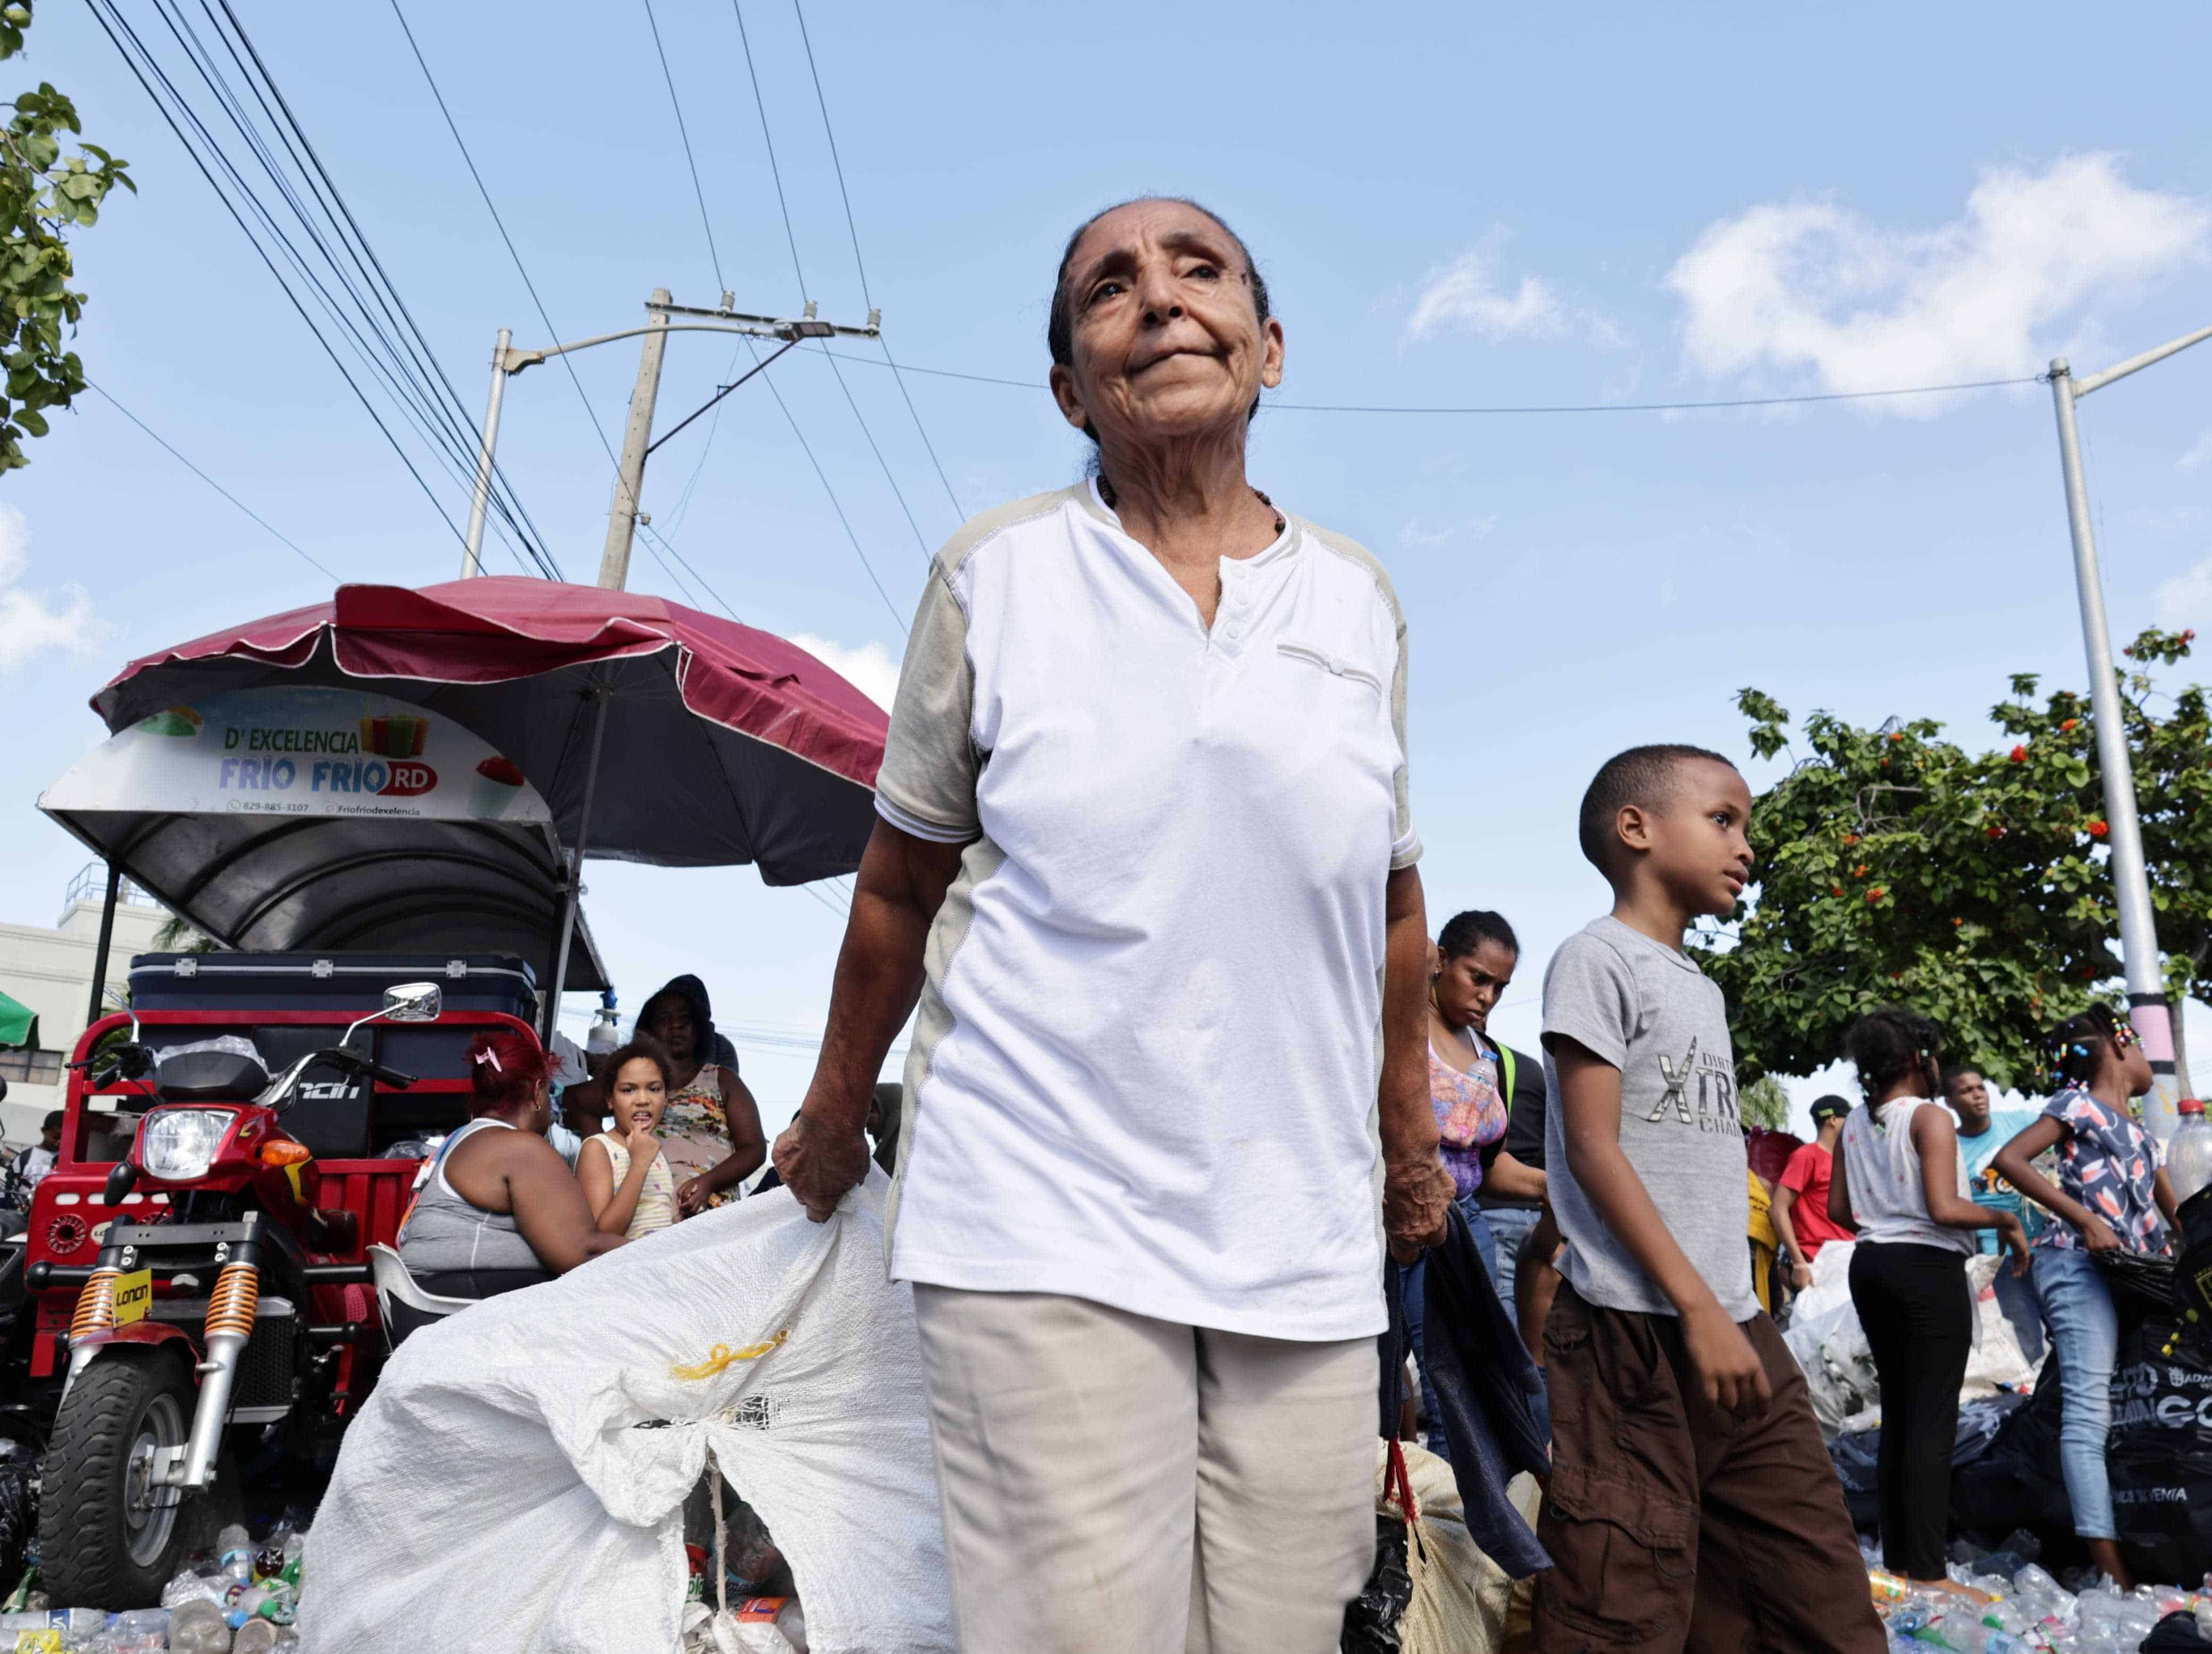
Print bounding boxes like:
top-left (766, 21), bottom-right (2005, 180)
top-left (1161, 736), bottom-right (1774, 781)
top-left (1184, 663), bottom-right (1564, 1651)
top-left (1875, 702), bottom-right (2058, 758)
top-left (43, 686), bottom-right (547, 823)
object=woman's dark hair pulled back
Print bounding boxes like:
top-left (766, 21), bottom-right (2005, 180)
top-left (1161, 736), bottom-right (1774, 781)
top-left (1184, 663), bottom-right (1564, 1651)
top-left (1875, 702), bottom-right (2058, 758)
top-left (1045, 196), bottom-right (1272, 441)
top-left (1438, 909), bottom-right (1519, 963)
top-left (2043, 1004), bottom-right (2122, 1088)
top-left (1843, 1006), bottom-right (1942, 1102)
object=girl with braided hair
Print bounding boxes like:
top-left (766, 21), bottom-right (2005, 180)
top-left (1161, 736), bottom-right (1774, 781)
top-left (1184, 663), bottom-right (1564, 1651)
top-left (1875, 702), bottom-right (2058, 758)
top-left (1828, 1007), bottom-right (2027, 1588)
top-left (1993, 1004), bottom-right (2178, 1589)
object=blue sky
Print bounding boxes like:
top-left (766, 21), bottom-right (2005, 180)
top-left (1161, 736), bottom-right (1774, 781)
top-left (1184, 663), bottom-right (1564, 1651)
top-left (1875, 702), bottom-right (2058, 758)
top-left (5, 1), bottom-right (2210, 1132)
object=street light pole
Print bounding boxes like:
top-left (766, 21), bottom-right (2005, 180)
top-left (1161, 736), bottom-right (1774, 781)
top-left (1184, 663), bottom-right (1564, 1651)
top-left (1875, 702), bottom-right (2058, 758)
top-left (2047, 321), bottom-right (2212, 1139)
top-left (460, 326), bottom-right (512, 578)
top-left (462, 291), bottom-right (880, 590)
top-left (598, 289), bottom-right (672, 590)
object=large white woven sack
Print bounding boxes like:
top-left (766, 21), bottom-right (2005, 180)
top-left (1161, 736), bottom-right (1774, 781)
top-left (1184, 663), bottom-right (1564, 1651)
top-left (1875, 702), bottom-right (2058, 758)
top-left (299, 1170), bottom-right (952, 1654)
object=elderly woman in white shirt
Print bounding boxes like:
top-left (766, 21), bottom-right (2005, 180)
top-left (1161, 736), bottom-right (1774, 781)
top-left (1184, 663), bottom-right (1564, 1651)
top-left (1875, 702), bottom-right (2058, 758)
top-left (772, 196), bottom-right (1453, 1654)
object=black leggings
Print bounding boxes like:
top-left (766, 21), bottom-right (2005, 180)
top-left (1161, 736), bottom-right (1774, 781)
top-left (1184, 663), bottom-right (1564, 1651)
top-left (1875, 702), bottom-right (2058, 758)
top-left (1848, 1241), bottom-right (1973, 1581)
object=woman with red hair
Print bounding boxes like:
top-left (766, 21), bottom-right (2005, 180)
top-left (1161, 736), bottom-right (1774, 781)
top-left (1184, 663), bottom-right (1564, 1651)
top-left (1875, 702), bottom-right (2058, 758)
top-left (397, 1028), bottom-right (627, 1315)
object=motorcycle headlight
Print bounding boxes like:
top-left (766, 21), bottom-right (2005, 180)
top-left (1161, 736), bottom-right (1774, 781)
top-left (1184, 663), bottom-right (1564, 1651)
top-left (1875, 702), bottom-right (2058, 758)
top-left (140, 1109), bottom-right (234, 1182)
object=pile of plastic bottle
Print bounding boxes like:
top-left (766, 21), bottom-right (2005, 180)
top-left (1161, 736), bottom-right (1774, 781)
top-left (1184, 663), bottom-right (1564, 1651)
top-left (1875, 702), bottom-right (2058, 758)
top-left (1865, 1533), bottom-right (2212, 1652)
top-left (0, 1519), bottom-right (308, 1652)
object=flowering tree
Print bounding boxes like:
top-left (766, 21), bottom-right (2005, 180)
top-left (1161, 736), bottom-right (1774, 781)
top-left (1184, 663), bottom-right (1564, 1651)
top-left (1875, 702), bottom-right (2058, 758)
top-left (1697, 627), bottom-right (2209, 1094)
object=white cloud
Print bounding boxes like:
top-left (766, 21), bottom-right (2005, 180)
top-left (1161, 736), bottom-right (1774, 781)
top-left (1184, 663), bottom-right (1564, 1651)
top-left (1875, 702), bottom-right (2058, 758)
top-left (1404, 229), bottom-right (1624, 350)
top-left (1398, 514), bottom-right (1498, 551)
top-left (1667, 154), bottom-right (2212, 414)
top-left (2155, 555), bottom-right (2212, 637)
top-left (2179, 430), bottom-right (2212, 472)
top-left (0, 504), bottom-right (105, 671)
top-left (787, 631), bottom-right (900, 711)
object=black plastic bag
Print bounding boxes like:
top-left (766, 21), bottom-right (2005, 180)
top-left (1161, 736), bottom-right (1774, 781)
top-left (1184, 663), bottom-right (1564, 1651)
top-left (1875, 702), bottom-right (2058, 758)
top-left (2108, 1317), bottom-right (2212, 1585)
top-left (1340, 1515), bottom-right (1413, 1654)
top-left (1950, 1358), bottom-right (2072, 1538)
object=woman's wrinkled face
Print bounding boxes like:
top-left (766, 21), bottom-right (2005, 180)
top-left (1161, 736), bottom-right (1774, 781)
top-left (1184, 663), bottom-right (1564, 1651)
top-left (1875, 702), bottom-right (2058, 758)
top-left (1051, 200), bottom-right (1284, 452)
top-left (611, 1057), bottom-right (668, 1134)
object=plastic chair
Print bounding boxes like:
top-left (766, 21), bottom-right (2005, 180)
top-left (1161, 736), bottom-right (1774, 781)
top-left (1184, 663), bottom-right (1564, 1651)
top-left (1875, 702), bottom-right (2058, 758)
top-left (366, 1243), bottom-right (475, 1351)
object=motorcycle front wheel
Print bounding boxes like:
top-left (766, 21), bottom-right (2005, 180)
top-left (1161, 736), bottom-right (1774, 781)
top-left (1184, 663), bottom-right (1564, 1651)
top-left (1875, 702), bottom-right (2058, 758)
top-left (39, 1346), bottom-right (197, 1607)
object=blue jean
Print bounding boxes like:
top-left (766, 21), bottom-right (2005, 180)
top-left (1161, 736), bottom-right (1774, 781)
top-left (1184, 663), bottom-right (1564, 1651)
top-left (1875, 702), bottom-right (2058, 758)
top-left (2032, 1246), bottom-right (2120, 1540)
top-left (1481, 1204), bottom-right (1541, 1316)
top-left (1404, 1200), bottom-right (1499, 1461)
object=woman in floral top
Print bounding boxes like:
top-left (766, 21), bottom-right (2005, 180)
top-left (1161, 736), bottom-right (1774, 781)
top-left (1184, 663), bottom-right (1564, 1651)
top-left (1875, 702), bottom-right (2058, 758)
top-left (1995, 1005), bottom-right (2179, 1591)
top-left (1404, 910), bottom-right (1546, 1460)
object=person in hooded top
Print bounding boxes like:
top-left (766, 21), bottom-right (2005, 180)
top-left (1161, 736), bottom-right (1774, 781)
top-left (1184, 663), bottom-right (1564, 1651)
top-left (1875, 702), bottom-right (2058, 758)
top-left (563, 974), bottom-right (766, 1216)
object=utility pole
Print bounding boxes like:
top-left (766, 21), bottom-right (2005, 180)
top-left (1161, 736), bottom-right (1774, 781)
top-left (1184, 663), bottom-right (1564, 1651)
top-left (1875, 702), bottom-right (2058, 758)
top-left (599, 290), bottom-right (672, 590)
top-left (464, 291), bottom-right (881, 589)
top-left (2047, 320), bottom-right (2212, 1139)
top-left (460, 327), bottom-right (513, 578)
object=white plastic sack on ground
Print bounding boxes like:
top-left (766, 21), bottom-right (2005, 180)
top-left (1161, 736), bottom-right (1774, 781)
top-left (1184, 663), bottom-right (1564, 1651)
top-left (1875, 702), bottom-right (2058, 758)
top-left (299, 1170), bottom-right (952, 1654)
top-left (1375, 1441), bottom-right (1542, 1654)
top-left (1782, 1240), bottom-right (2040, 1439)
top-left (1960, 1250), bottom-right (2038, 1392)
top-left (1782, 1242), bottom-right (1879, 1436)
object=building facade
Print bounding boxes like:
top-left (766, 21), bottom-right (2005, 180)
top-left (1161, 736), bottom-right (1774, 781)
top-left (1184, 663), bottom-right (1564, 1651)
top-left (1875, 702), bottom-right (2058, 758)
top-left (0, 866), bottom-right (173, 1148)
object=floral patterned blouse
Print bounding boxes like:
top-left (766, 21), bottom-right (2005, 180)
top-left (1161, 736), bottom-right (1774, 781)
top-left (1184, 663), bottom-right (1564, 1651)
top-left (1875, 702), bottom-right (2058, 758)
top-left (2033, 1084), bottom-right (2168, 1255)
top-left (656, 1065), bottom-right (738, 1211)
top-left (1430, 1034), bottom-right (1510, 1201)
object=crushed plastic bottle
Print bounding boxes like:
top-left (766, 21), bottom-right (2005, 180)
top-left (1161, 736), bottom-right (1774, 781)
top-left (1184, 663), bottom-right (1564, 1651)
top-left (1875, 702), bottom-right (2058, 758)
top-left (170, 1598), bottom-right (232, 1654)
top-left (215, 1524), bottom-right (255, 1584)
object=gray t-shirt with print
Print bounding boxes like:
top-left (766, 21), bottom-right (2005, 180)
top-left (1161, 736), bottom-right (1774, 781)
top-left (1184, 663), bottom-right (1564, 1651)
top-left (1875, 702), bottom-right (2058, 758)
top-left (1541, 916), bottom-right (1757, 1321)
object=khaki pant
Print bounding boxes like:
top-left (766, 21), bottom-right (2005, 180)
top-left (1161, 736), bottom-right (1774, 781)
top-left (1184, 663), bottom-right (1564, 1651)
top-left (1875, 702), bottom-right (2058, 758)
top-left (911, 1285), bottom-right (1376, 1654)
top-left (1534, 1284), bottom-right (1886, 1653)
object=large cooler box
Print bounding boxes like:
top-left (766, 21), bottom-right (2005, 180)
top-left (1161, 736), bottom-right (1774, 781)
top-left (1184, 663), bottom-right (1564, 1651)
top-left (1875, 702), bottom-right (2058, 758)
top-left (128, 953), bottom-right (541, 1023)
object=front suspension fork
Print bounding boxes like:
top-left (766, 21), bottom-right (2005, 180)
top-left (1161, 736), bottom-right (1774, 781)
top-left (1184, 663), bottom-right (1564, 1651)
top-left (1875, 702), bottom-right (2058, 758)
top-left (170, 1244), bottom-right (259, 1491)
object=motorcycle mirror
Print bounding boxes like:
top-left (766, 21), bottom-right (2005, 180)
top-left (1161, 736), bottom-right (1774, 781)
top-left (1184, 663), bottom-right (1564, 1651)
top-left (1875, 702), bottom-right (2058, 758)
top-left (0, 1074), bottom-right (8, 1106)
top-left (381, 982), bottom-right (441, 1023)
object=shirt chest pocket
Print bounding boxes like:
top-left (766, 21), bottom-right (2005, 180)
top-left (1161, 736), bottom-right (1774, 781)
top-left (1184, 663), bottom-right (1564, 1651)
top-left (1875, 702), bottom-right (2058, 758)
top-left (1275, 640), bottom-right (1385, 697)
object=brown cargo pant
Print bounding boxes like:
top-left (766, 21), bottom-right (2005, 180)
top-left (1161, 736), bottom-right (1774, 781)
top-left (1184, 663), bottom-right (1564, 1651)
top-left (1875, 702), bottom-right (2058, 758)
top-left (1534, 1284), bottom-right (1886, 1653)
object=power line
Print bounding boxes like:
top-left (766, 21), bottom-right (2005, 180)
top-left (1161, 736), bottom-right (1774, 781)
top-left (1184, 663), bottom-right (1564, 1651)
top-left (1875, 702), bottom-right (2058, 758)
top-left (86, 0), bottom-right (498, 567)
top-left (743, 341), bottom-right (908, 630)
top-left (788, 0), bottom-right (964, 522)
top-left (817, 344), bottom-right (932, 558)
top-left (388, 0), bottom-right (623, 484)
top-left (811, 354), bottom-right (2045, 415)
top-left (88, 0), bottom-right (560, 577)
top-left (204, 0), bottom-right (558, 576)
top-left (728, 0), bottom-right (807, 296)
top-left (89, 382), bottom-right (337, 581)
top-left (639, 0), bottom-right (725, 294)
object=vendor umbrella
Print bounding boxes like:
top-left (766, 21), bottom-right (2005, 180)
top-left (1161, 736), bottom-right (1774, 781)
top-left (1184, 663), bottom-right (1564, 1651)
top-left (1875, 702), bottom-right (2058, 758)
top-left (86, 577), bottom-right (889, 1028)
top-left (0, 989), bottom-right (36, 1050)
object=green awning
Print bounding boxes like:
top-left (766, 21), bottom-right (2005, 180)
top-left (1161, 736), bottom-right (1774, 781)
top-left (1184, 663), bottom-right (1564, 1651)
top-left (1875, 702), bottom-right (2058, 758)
top-left (0, 990), bottom-right (37, 1050)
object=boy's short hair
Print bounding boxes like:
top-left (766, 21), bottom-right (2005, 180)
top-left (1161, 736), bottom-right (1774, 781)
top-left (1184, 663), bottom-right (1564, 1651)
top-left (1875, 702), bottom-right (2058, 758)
top-left (1577, 744), bottom-right (1738, 875)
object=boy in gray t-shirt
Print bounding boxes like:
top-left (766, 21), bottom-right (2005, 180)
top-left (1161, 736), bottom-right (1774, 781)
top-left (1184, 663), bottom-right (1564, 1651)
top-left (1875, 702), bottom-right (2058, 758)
top-left (1534, 744), bottom-right (1881, 1654)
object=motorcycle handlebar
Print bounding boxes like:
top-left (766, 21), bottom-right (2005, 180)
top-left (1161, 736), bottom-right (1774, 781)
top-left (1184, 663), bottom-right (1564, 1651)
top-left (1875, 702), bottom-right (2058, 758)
top-left (365, 1060), bottom-right (415, 1090)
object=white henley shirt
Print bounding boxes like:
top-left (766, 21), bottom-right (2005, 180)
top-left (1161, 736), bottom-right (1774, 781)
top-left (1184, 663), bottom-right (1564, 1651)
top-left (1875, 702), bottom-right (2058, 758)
top-left (875, 481), bottom-right (1419, 1341)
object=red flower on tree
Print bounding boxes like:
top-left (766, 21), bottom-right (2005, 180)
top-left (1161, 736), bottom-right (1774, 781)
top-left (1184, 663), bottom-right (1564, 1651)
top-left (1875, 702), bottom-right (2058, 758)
top-left (2060, 719), bottom-right (2079, 732)
top-left (2009, 745), bottom-right (2029, 762)
top-left (2088, 820), bottom-right (2109, 838)
top-left (1867, 887), bottom-right (1886, 903)
top-left (1986, 824), bottom-right (2006, 839)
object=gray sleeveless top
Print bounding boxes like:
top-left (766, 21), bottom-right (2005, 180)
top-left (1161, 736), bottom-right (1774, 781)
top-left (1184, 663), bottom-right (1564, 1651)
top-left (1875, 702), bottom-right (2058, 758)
top-left (397, 1118), bottom-right (546, 1276)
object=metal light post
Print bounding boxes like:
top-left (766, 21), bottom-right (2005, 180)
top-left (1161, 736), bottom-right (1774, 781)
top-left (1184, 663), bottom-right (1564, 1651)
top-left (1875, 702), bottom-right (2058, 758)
top-left (460, 327), bottom-right (512, 578)
top-left (458, 290), bottom-right (881, 589)
top-left (2048, 321), bottom-right (2212, 1140)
